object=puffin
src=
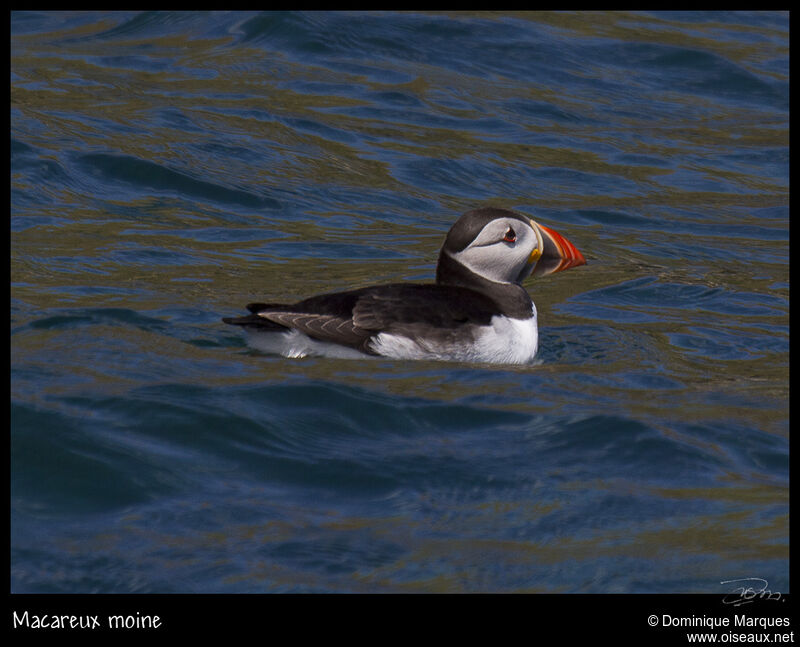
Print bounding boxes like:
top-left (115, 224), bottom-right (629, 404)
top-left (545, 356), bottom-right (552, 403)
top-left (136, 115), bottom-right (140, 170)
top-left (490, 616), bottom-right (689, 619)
top-left (223, 207), bottom-right (585, 364)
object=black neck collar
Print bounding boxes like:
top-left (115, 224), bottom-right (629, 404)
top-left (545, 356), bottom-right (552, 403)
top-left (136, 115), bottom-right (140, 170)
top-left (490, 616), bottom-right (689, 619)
top-left (435, 250), bottom-right (533, 319)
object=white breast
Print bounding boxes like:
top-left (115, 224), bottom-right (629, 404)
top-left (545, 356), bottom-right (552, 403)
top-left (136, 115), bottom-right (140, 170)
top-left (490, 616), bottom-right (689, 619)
top-left (371, 305), bottom-right (539, 365)
top-left (472, 312), bottom-right (539, 364)
top-left (244, 306), bottom-right (539, 365)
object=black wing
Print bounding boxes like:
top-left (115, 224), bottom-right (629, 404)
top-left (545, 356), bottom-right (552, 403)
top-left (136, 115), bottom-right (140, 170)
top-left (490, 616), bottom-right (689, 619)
top-left (223, 289), bottom-right (374, 351)
top-left (351, 284), bottom-right (497, 329)
top-left (223, 283), bottom-right (502, 352)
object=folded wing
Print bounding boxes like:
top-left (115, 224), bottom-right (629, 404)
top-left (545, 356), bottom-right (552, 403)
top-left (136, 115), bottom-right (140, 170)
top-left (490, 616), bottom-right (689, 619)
top-left (224, 284), bottom-right (501, 354)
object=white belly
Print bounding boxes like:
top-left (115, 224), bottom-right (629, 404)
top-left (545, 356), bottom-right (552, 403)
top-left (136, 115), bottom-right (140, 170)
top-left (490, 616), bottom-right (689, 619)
top-left (244, 309), bottom-right (539, 365)
top-left (245, 328), bottom-right (368, 360)
top-left (370, 311), bottom-right (539, 365)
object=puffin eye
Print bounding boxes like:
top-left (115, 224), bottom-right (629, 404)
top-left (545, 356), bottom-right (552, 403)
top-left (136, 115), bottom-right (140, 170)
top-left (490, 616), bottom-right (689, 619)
top-left (503, 227), bottom-right (516, 243)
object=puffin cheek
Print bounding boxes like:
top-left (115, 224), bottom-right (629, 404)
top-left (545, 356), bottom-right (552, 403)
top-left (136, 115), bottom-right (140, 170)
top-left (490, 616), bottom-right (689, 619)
top-left (516, 260), bottom-right (535, 283)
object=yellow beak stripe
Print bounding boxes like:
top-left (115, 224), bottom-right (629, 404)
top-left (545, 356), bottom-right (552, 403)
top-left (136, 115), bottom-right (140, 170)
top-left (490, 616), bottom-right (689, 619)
top-left (528, 218), bottom-right (544, 267)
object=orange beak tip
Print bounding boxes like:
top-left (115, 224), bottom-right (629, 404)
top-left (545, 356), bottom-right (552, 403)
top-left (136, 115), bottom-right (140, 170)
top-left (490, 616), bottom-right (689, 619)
top-left (538, 223), bottom-right (586, 272)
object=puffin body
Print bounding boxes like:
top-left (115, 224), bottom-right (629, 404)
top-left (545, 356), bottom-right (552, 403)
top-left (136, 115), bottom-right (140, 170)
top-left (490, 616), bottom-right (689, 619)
top-left (223, 208), bottom-right (585, 364)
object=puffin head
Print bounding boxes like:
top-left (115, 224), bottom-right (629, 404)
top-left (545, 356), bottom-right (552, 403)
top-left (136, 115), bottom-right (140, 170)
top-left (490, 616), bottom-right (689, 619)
top-left (437, 207), bottom-right (586, 286)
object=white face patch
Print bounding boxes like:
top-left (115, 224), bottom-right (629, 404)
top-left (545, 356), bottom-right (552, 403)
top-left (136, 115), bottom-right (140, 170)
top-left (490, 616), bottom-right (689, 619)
top-left (448, 217), bottom-right (539, 284)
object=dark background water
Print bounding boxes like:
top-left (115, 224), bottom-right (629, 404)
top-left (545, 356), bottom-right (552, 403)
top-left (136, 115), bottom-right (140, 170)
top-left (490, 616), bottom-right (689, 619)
top-left (11, 11), bottom-right (788, 596)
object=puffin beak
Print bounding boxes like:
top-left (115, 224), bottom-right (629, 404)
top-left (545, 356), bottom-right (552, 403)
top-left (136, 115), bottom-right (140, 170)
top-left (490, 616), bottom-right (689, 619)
top-left (528, 220), bottom-right (586, 278)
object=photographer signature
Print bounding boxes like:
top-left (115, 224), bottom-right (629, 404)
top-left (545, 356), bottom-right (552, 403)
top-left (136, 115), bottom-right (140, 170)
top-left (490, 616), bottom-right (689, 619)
top-left (720, 578), bottom-right (782, 606)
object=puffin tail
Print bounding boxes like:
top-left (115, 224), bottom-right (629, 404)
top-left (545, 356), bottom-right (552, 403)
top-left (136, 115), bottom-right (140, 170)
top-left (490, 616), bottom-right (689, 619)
top-left (223, 303), bottom-right (289, 331)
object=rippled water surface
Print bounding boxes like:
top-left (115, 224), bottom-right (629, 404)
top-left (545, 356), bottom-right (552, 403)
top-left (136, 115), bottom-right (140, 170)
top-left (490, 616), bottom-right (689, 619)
top-left (11, 11), bottom-right (788, 594)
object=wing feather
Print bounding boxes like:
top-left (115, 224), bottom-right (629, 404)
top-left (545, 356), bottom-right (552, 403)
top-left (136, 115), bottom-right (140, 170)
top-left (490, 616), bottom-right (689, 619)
top-left (257, 310), bottom-right (371, 349)
top-left (352, 284), bottom-right (496, 330)
top-left (225, 283), bottom-right (507, 354)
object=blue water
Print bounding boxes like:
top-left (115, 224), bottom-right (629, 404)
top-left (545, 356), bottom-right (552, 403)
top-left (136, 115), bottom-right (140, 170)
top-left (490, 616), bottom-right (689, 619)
top-left (11, 11), bottom-right (788, 594)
